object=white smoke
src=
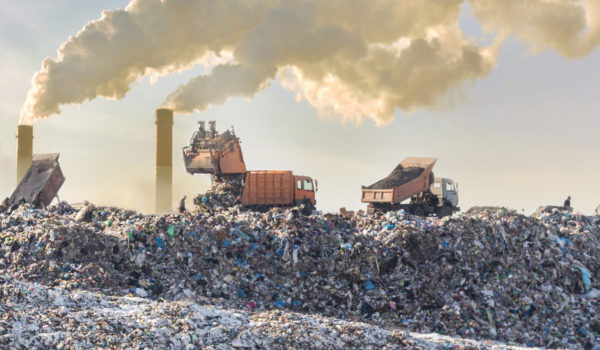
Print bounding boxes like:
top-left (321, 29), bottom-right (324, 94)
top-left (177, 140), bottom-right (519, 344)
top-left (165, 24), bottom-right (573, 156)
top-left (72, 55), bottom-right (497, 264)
top-left (20, 0), bottom-right (600, 125)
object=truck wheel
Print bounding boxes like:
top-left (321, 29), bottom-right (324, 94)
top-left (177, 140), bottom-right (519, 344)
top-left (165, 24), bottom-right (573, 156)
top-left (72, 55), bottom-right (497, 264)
top-left (302, 198), bottom-right (313, 216)
top-left (412, 206), bottom-right (425, 217)
top-left (438, 205), bottom-right (452, 218)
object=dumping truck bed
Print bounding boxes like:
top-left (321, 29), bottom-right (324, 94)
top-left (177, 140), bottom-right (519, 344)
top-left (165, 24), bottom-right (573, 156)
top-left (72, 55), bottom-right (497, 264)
top-left (361, 157), bottom-right (437, 204)
top-left (9, 153), bottom-right (65, 208)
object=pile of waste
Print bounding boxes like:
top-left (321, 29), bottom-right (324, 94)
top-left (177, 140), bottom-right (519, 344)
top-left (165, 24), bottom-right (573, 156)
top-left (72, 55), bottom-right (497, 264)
top-left (1, 197), bottom-right (599, 348)
top-left (365, 164), bottom-right (424, 189)
top-left (0, 277), bottom-right (537, 349)
top-left (193, 175), bottom-right (244, 209)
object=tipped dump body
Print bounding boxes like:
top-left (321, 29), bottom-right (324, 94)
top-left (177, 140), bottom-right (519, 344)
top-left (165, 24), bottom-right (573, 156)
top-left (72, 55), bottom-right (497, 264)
top-left (10, 153), bottom-right (64, 207)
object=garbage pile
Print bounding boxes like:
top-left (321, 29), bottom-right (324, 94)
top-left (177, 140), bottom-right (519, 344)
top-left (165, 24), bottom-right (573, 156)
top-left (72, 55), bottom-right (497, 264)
top-left (0, 277), bottom-right (537, 350)
top-left (1, 198), bottom-right (599, 348)
top-left (366, 164), bottom-right (424, 189)
top-left (194, 175), bottom-right (244, 209)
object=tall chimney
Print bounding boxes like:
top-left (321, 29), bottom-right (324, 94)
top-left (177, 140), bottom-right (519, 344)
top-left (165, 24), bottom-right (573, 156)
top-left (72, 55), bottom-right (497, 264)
top-left (16, 125), bottom-right (33, 184)
top-left (155, 108), bottom-right (173, 212)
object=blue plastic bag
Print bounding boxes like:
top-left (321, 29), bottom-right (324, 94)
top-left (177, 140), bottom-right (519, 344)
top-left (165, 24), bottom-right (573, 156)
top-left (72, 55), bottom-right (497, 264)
top-left (155, 237), bottom-right (166, 249)
top-left (365, 280), bottom-right (375, 290)
top-left (578, 265), bottom-right (592, 292)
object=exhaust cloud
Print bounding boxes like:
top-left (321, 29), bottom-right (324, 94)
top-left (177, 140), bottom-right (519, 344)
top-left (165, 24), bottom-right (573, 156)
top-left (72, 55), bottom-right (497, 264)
top-left (20, 0), bottom-right (600, 126)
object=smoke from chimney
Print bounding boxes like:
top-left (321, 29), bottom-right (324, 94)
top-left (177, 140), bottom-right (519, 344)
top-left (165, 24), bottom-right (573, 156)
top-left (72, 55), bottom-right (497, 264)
top-left (16, 125), bottom-right (33, 184)
top-left (19, 0), bottom-right (600, 126)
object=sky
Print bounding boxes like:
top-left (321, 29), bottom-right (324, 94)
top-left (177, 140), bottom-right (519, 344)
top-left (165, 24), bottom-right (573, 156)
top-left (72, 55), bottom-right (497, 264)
top-left (1, 0), bottom-right (599, 215)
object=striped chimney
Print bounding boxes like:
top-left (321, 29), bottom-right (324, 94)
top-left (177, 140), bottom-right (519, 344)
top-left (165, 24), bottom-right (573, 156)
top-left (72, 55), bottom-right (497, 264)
top-left (16, 125), bottom-right (33, 184)
top-left (155, 109), bottom-right (173, 212)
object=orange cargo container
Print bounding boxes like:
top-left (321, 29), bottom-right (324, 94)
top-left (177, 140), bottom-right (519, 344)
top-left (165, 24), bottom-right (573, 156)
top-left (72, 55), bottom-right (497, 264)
top-left (241, 171), bottom-right (316, 209)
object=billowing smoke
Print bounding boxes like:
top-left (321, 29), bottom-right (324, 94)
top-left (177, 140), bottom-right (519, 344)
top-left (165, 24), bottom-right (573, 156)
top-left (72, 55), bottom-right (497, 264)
top-left (20, 0), bottom-right (600, 126)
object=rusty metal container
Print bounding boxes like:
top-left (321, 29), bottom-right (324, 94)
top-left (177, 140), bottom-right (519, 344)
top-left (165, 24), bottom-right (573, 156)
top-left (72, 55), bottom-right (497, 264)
top-left (10, 153), bottom-right (65, 208)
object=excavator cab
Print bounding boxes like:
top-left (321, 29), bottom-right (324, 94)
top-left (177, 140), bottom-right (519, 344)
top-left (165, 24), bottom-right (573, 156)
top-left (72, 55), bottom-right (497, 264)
top-left (183, 121), bottom-right (246, 175)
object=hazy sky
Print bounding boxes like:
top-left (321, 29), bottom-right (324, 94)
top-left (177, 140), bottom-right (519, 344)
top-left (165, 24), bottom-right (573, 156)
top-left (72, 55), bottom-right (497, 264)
top-left (1, 0), bottom-right (599, 214)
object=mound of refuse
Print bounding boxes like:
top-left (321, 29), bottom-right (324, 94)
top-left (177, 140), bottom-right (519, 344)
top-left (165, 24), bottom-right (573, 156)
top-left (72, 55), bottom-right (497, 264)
top-left (365, 165), bottom-right (424, 189)
top-left (1, 277), bottom-right (538, 350)
top-left (1, 199), bottom-right (599, 348)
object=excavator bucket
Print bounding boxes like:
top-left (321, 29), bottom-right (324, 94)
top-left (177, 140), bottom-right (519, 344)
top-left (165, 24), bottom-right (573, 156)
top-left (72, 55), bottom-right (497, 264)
top-left (183, 121), bottom-right (246, 175)
top-left (10, 153), bottom-right (65, 208)
top-left (184, 149), bottom-right (218, 174)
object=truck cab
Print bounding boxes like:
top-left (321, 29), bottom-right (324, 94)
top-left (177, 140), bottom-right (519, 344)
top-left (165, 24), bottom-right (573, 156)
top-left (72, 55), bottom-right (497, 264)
top-left (431, 177), bottom-right (459, 208)
top-left (294, 176), bottom-right (317, 206)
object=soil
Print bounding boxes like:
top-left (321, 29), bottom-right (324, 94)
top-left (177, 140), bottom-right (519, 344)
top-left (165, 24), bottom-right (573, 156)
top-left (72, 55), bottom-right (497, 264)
top-left (366, 165), bottom-right (424, 189)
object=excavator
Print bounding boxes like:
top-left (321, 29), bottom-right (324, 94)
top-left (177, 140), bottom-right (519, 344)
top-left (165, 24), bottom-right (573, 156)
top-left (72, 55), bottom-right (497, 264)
top-left (182, 121), bottom-right (246, 179)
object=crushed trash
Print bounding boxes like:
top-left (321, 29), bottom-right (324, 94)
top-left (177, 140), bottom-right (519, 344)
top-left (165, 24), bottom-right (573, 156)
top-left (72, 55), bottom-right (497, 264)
top-left (0, 277), bottom-right (541, 349)
top-left (0, 193), bottom-right (599, 348)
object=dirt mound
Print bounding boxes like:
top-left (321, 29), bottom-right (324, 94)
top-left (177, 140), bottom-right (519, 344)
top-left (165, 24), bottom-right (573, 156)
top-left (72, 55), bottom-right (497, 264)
top-left (366, 165), bottom-right (424, 189)
top-left (465, 206), bottom-right (509, 215)
top-left (531, 205), bottom-right (565, 218)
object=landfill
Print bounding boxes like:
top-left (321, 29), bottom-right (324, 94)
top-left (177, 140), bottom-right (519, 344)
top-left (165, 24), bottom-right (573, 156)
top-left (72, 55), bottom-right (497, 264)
top-left (1, 190), bottom-right (599, 348)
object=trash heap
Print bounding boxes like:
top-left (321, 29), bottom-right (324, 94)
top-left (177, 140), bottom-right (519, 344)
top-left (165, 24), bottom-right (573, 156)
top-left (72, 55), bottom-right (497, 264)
top-left (194, 175), bottom-right (244, 209)
top-left (0, 277), bottom-right (537, 350)
top-left (1, 198), bottom-right (599, 348)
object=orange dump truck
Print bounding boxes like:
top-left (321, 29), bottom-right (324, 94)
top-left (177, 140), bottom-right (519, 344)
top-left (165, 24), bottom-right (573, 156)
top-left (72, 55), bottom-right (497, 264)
top-left (361, 157), bottom-right (459, 217)
top-left (241, 171), bottom-right (317, 211)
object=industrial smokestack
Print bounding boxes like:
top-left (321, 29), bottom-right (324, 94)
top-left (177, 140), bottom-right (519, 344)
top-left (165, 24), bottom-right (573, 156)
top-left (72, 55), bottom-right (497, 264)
top-left (155, 108), bottom-right (173, 213)
top-left (16, 125), bottom-right (33, 184)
